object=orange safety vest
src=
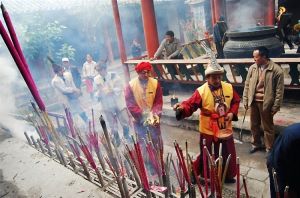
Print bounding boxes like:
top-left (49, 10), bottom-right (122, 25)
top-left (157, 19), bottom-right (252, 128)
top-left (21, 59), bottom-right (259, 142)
top-left (129, 77), bottom-right (158, 111)
top-left (197, 81), bottom-right (233, 139)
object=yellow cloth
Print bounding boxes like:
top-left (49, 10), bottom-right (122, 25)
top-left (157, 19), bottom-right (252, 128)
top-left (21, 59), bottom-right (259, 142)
top-left (197, 81), bottom-right (233, 138)
top-left (129, 77), bottom-right (158, 111)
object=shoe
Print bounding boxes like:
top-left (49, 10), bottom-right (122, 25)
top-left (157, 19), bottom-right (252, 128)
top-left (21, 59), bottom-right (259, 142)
top-left (249, 146), bottom-right (261, 154)
top-left (224, 178), bottom-right (236, 184)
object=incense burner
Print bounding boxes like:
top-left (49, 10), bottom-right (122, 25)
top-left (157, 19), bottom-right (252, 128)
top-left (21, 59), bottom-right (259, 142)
top-left (223, 26), bottom-right (283, 58)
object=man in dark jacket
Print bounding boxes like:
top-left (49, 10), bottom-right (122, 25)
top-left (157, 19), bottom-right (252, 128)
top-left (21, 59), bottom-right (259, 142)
top-left (213, 16), bottom-right (228, 58)
top-left (267, 123), bottom-right (300, 198)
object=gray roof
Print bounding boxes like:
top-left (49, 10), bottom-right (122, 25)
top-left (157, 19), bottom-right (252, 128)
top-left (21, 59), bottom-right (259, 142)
top-left (1, 0), bottom-right (172, 14)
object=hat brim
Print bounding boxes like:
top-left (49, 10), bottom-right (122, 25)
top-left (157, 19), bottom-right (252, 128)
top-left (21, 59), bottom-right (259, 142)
top-left (205, 68), bottom-right (224, 76)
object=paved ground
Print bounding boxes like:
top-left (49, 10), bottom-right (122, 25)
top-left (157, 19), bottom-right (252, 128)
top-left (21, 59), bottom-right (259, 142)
top-left (0, 131), bottom-right (113, 198)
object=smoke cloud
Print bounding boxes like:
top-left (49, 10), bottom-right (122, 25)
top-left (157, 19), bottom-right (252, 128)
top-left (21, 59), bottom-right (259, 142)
top-left (0, 50), bottom-right (33, 141)
top-left (228, 0), bottom-right (262, 30)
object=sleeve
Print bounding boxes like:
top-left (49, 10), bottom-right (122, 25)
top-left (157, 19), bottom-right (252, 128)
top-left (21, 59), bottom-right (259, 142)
top-left (228, 89), bottom-right (240, 121)
top-left (242, 65), bottom-right (253, 106)
top-left (272, 68), bottom-right (284, 112)
top-left (82, 63), bottom-right (87, 78)
top-left (124, 85), bottom-right (143, 121)
top-left (151, 83), bottom-right (163, 116)
top-left (52, 79), bottom-right (74, 94)
top-left (168, 40), bottom-right (181, 58)
top-left (179, 90), bottom-right (202, 119)
top-left (154, 39), bottom-right (166, 59)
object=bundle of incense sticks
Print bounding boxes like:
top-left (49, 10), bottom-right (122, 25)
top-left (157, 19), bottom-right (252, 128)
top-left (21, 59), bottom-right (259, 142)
top-left (64, 107), bottom-right (76, 138)
top-left (0, 3), bottom-right (45, 111)
top-left (174, 141), bottom-right (192, 191)
top-left (77, 130), bottom-right (104, 186)
top-left (124, 137), bottom-right (151, 197)
top-left (69, 140), bottom-right (91, 180)
top-left (188, 154), bottom-right (204, 198)
top-left (198, 138), bottom-right (237, 198)
top-left (145, 133), bottom-right (163, 186)
top-left (31, 102), bottom-right (77, 171)
top-left (86, 109), bottom-right (106, 172)
top-left (99, 115), bottom-right (127, 198)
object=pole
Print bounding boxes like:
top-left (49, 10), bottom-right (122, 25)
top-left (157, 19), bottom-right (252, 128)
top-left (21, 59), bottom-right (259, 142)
top-left (265, 0), bottom-right (275, 26)
top-left (111, 0), bottom-right (130, 82)
top-left (140, 0), bottom-right (159, 58)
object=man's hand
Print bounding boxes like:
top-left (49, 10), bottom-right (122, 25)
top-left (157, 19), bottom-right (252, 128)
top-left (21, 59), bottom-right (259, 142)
top-left (225, 112), bottom-right (234, 121)
top-left (173, 103), bottom-right (184, 121)
top-left (173, 103), bottom-right (182, 111)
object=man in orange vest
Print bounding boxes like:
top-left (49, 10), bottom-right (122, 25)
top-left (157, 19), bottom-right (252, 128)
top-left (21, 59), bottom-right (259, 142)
top-left (173, 59), bottom-right (240, 183)
top-left (124, 62), bottom-right (163, 152)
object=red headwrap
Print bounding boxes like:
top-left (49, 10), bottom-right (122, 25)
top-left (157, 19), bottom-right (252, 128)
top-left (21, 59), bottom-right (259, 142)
top-left (135, 62), bottom-right (152, 73)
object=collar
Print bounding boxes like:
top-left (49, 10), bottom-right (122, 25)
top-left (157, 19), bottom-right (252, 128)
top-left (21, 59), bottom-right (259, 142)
top-left (208, 84), bottom-right (222, 91)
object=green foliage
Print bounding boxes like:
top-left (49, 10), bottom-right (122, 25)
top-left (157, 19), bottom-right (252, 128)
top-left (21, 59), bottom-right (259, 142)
top-left (21, 16), bottom-right (66, 63)
top-left (56, 43), bottom-right (76, 61)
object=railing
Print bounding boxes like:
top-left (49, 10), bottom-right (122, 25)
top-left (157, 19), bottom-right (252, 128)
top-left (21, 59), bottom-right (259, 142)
top-left (125, 58), bottom-right (300, 89)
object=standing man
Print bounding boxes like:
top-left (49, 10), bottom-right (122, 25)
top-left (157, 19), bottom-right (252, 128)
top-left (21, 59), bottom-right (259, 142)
top-left (243, 47), bottom-right (284, 154)
top-left (173, 59), bottom-right (240, 183)
top-left (62, 57), bottom-right (82, 90)
top-left (51, 64), bottom-right (89, 123)
top-left (125, 62), bottom-right (163, 152)
top-left (94, 63), bottom-right (130, 146)
top-left (151, 30), bottom-right (192, 80)
top-left (213, 16), bottom-right (228, 58)
top-left (267, 123), bottom-right (300, 198)
top-left (82, 54), bottom-right (97, 99)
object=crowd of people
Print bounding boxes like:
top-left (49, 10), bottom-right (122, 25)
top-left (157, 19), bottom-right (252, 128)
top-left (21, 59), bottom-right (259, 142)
top-left (50, 27), bottom-right (298, 196)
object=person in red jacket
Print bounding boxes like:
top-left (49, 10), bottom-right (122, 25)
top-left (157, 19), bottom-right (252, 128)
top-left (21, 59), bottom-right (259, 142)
top-left (124, 62), bottom-right (163, 152)
top-left (174, 58), bottom-right (240, 183)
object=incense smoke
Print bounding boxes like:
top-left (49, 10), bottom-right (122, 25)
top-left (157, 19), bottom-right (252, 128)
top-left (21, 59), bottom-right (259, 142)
top-left (228, 0), bottom-right (262, 30)
top-left (0, 52), bottom-right (33, 140)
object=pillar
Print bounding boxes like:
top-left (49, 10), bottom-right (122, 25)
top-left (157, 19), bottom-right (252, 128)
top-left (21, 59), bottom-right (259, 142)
top-left (265, 0), bottom-right (275, 26)
top-left (111, 0), bottom-right (130, 81)
top-left (140, 0), bottom-right (159, 58)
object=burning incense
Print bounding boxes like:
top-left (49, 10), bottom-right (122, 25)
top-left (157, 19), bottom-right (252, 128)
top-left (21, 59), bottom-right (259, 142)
top-left (284, 186), bottom-right (289, 198)
top-left (0, 6), bottom-right (45, 111)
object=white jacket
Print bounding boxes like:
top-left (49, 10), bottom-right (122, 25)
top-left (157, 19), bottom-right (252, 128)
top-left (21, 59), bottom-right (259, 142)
top-left (82, 61), bottom-right (97, 78)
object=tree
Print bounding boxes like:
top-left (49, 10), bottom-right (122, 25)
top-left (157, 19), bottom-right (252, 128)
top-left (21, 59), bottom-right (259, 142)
top-left (56, 43), bottom-right (76, 61)
top-left (20, 16), bottom-right (66, 80)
